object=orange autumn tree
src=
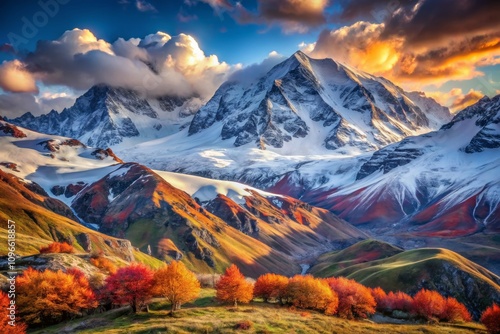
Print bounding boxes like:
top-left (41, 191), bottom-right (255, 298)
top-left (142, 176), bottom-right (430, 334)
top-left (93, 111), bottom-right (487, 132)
top-left (481, 304), bottom-right (500, 334)
top-left (0, 291), bottom-right (27, 333)
top-left (286, 275), bottom-right (338, 315)
top-left (17, 267), bottom-right (97, 325)
top-left (102, 263), bottom-right (154, 313)
top-left (412, 289), bottom-right (446, 321)
top-left (215, 264), bottom-right (253, 307)
top-left (153, 261), bottom-right (200, 312)
top-left (326, 277), bottom-right (376, 319)
top-left (253, 273), bottom-right (289, 304)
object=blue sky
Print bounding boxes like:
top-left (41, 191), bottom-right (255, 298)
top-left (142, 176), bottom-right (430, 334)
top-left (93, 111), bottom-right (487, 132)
top-left (0, 0), bottom-right (499, 117)
top-left (0, 0), bottom-right (320, 65)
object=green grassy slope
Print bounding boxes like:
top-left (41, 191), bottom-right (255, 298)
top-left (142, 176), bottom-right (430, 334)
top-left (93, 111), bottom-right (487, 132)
top-left (310, 241), bottom-right (500, 318)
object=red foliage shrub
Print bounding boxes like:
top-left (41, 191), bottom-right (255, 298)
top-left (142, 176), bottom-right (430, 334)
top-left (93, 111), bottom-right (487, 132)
top-left (39, 242), bottom-right (75, 254)
top-left (384, 291), bottom-right (413, 313)
top-left (370, 287), bottom-right (387, 311)
top-left (101, 263), bottom-right (154, 313)
top-left (441, 297), bottom-right (471, 322)
top-left (481, 304), bottom-right (500, 334)
top-left (412, 289), bottom-right (446, 321)
top-left (326, 277), bottom-right (376, 319)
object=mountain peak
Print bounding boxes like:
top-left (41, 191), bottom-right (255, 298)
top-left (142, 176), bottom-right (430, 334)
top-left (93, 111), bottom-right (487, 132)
top-left (189, 52), bottom-right (450, 152)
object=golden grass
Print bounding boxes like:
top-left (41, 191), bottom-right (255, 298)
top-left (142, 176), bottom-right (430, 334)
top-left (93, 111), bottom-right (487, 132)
top-left (31, 289), bottom-right (487, 334)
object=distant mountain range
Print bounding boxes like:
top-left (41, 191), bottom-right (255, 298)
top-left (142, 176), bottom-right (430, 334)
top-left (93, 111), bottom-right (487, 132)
top-left (7, 85), bottom-right (202, 148)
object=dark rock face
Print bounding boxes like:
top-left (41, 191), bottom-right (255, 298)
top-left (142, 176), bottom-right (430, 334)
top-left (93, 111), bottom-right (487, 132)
top-left (0, 162), bottom-right (19, 172)
top-left (76, 233), bottom-right (92, 253)
top-left (51, 185), bottom-right (65, 196)
top-left (465, 123), bottom-right (500, 153)
top-left (205, 195), bottom-right (259, 235)
top-left (91, 148), bottom-right (124, 163)
top-left (65, 182), bottom-right (87, 198)
top-left (356, 139), bottom-right (423, 180)
top-left (441, 95), bottom-right (500, 153)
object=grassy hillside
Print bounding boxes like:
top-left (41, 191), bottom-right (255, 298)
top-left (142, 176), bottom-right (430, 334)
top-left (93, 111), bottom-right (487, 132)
top-left (31, 289), bottom-right (487, 334)
top-left (310, 240), bottom-right (500, 318)
top-left (310, 239), bottom-right (403, 277)
top-left (0, 169), bottom-right (161, 267)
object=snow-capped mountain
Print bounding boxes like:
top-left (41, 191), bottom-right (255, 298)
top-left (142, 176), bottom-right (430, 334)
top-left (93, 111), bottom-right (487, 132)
top-left (8, 85), bottom-right (203, 148)
top-left (300, 94), bottom-right (500, 236)
top-left (189, 51), bottom-right (450, 153)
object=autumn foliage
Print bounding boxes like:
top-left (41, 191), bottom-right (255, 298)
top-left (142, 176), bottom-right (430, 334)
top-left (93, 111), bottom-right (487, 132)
top-left (89, 255), bottom-right (117, 274)
top-left (286, 275), bottom-right (338, 315)
top-left (39, 241), bottom-right (75, 254)
top-left (253, 273), bottom-right (289, 304)
top-left (101, 263), bottom-right (154, 313)
top-left (382, 291), bottom-right (413, 313)
top-left (326, 277), bottom-right (376, 319)
top-left (441, 297), bottom-right (472, 322)
top-left (0, 291), bottom-right (27, 333)
top-left (216, 264), bottom-right (253, 307)
top-left (17, 267), bottom-right (97, 325)
top-left (153, 261), bottom-right (200, 312)
top-left (412, 289), bottom-right (446, 320)
top-left (481, 304), bottom-right (500, 334)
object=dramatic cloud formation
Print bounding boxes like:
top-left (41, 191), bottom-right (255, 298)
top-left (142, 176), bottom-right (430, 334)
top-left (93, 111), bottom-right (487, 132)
top-left (0, 60), bottom-right (38, 93)
top-left (309, 0), bottom-right (500, 90)
top-left (14, 28), bottom-right (236, 99)
top-left (0, 28), bottom-right (240, 117)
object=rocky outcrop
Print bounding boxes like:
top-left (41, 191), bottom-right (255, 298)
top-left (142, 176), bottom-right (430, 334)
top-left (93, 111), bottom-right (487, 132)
top-left (205, 194), bottom-right (260, 234)
top-left (0, 120), bottom-right (26, 138)
top-left (357, 139), bottom-right (424, 180)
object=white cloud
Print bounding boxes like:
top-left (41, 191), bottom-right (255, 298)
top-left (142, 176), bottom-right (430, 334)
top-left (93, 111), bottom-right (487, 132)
top-left (19, 29), bottom-right (237, 99)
